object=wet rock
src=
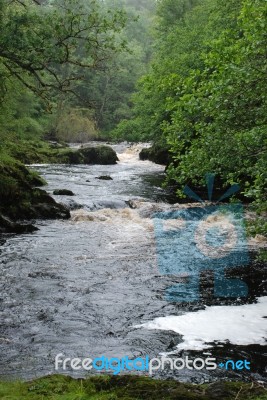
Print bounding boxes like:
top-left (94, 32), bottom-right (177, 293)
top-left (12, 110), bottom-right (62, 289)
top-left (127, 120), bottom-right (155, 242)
top-left (0, 159), bottom-right (70, 224)
top-left (53, 189), bottom-right (75, 196)
top-left (125, 200), bottom-right (138, 209)
top-left (0, 214), bottom-right (38, 234)
top-left (139, 145), bottom-right (170, 165)
top-left (79, 145), bottom-right (118, 165)
top-left (57, 149), bottom-right (85, 164)
top-left (30, 189), bottom-right (71, 219)
top-left (48, 141), bottom-right (68, 149)
top-left (87, 200), bottom-right (126, 210)
top-left (62, 199), bottom-right (84, 211)
top-left (56, 145), bottom-right (118, 165)
top-left (96, 175), bottom-right (113, 180)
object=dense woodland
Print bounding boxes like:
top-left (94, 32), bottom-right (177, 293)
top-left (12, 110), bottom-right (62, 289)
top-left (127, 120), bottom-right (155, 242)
top-left (114, 0), bottom-right (267, 215)
top-left (0, 0), bottom-right (266, 224)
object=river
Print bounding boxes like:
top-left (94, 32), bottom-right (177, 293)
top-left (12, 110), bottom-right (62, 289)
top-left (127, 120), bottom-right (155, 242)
top-left (0, 143), bottom-right (266, 383)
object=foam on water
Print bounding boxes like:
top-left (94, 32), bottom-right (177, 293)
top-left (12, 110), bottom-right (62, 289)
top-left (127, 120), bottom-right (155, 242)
top-left (137, 297), bottom-right (267, 351)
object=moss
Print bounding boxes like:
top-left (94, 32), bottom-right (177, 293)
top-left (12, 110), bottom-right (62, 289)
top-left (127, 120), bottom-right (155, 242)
top-left (4, 139), bottom-right (118, 165)
top-left (57, 148), bottom-right (85, 164)
top-left (0, 375), bottom-right (266, 400)
top-left (4, 139), bottom-right (59, 164)
top-left (79, 145), bottom-right (118, 165)
top-left (0, 153), bottom-right (70, 226)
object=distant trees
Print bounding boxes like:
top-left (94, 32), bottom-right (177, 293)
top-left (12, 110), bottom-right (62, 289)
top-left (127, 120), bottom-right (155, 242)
top-left (0, 0), bottom-right (126, 101)
top-left (70, 0), bottom-right (156, 133)
top-left (0, 0), bottom-right (128, 142)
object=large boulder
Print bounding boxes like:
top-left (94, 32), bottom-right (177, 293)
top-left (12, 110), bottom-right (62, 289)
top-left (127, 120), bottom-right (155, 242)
top-left (79, 145), bottom-right (118, 165)
top-left (56, 145), bottom-right (118, 165)
top-left (0, 159), bottom-right (70, 233)
top-left (139, 145), bottom-right (170, 165)
top-left (30, 189), bottom-right (71, 219)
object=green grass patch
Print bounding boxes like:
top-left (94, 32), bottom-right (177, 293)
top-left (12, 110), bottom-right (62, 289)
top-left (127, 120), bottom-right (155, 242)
top-left (0, 375), bottom-right (266, 400)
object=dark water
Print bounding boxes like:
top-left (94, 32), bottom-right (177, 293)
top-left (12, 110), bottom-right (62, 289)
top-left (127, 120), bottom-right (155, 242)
top-left (0, 144), bottom-right (266, 382)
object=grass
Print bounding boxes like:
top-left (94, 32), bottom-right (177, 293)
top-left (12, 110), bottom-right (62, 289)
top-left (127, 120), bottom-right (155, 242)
top-left (0, 375), bottom-right (266, 400)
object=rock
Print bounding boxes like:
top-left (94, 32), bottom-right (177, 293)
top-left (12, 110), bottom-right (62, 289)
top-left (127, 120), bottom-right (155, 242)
top-left (85, 200), bottom-right (126, 211)
top-left (58, 149), bottom-right (85, 164)
top-left (29, 189), bottom-right (71, 220)
top-left (96, 175), bottom-right (113, 180)
top-left (48, 141), bottom-right (68, 149)
top-left (53, 189), bottom-right (75, 196)
top-left (139, 148), bottom-right (150, 160)
top-left (0, 160), bottom-right (70, 228)
top-left (139, 145), bottom-right (170, 165)
top-left (79, 145), bottom-right (118, 165)
top-left (125, 200), bottom-right (138, 209)
top-left (0, 214), bottom-right (38, 234)
top-left (62, 199), bottom-right (84, 211)
top-left (56, 146), bottom-right (118, 165)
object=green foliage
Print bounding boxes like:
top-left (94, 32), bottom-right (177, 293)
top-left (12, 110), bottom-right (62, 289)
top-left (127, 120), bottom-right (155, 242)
top-left (54, 107), bottom-right (98, 142)
top-left (0, 0), bottom-right (126, 101)
top-left (0, 0), bottom-right (132, 145)
top-left (111, 117), bottom-right (145, 141)
top-left (118, 0), bottom-right (267, 210)
top-left (113, 0), bottom-right (214, 142)
top-left (164, 0), bottom-right (267, 208)
top-left (71, 0), bottom-right (156, 134)
top-left (256, 249), bottom-right (267, 263)
top-left (0, 375), bottom-right (266, 400)
top-left (246, 218), bottom-right (267, 239)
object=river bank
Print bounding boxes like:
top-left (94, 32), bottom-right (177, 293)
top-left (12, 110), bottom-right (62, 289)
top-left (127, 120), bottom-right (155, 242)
top-left (0, 141), bottom-right (119, 233)
top-left (0, 374), bottom-right (266, 400)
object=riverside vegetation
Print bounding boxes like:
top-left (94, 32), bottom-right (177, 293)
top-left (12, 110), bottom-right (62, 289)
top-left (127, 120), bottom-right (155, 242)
top-left (0, 375), bottom-right (267, 400)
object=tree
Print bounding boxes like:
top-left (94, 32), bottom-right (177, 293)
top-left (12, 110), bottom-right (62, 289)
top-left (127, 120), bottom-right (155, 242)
top-left (69, 0), bottom-right (156, 133)
top-left (0, 0), bottom-right (126, 103)
top-left (165, 0), bottom-right (266, 205)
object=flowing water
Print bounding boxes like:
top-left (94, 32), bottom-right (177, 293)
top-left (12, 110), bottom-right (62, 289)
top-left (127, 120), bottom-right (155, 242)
top-left (0, 143), bottom-right (266, 382)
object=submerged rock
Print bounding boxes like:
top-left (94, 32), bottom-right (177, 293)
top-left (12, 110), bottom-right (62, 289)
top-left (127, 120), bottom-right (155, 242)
top-left (96, 175), bottom-right (113, 180)
top-left (53, 189), bottom-right (75, 196)
top-left (62, 199), bottom-right (84, 211)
